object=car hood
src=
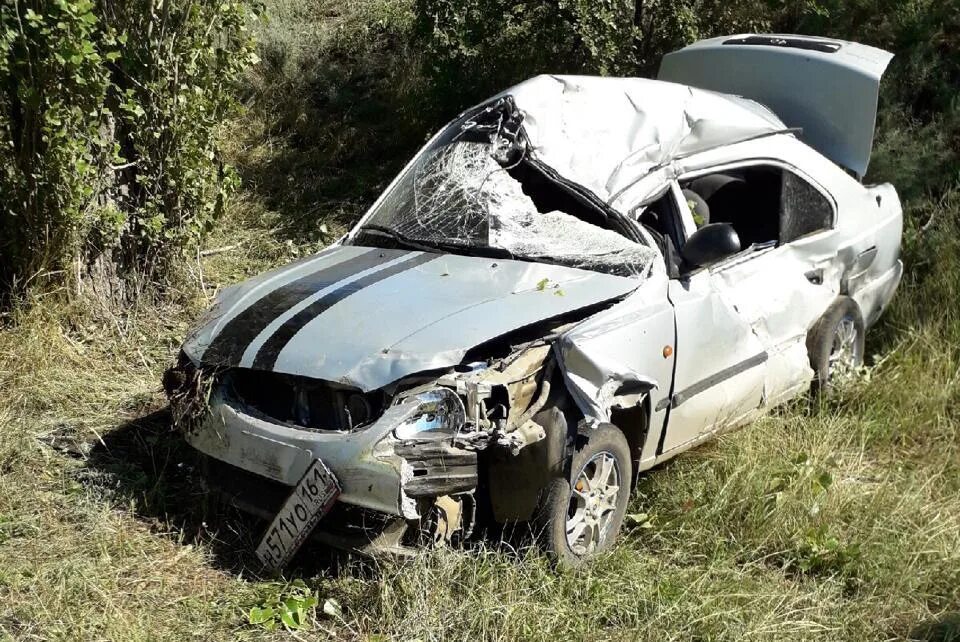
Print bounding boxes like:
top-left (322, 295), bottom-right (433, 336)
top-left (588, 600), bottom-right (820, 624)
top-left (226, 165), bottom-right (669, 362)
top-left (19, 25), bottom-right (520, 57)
top-left (184, 245), bottom-right (641, 391)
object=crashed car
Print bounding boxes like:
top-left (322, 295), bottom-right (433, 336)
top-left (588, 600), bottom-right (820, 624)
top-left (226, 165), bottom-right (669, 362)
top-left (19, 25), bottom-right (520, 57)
top-left (166, 35), bottom-right (903, 567)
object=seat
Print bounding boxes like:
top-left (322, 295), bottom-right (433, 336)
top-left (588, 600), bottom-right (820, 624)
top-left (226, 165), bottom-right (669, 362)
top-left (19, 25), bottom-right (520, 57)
top-left (686, 173), bottom-right (778, 247)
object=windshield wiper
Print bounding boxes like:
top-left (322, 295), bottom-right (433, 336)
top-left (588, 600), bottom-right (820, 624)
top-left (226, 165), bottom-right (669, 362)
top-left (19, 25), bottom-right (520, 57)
top-left (354, 224), bottom-right (515, 260)
top-left (354, 225), bottom-right (443, 253)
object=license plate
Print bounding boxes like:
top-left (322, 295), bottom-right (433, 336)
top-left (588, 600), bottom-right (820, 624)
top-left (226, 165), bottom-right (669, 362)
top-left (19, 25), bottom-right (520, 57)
top-left (256, 458), bottom-right (341, 570)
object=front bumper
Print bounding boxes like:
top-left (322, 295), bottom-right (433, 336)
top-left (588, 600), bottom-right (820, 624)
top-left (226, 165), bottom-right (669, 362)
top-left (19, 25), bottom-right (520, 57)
top-left (183, 387), bottom-right (480, 524)
top-left (200, 455), bottom-right (414, 555)
top-left (184, 391), bottom-right (419, 517)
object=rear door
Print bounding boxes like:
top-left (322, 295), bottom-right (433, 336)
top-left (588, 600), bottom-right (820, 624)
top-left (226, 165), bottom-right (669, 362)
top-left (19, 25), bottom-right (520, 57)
top-left (662, 154), bottom-right (848, 451)
top-left (658, 34), bottom-right (893, 178)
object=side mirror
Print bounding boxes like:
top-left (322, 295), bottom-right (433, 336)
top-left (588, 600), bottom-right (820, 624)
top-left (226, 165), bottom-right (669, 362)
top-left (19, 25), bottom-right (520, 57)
top-left (680, 223), bottom-right (741, 269)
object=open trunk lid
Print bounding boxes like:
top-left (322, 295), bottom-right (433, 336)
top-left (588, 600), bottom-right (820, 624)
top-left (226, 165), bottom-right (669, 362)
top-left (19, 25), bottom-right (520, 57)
top-left (658, 34), bottom-right (893, 178)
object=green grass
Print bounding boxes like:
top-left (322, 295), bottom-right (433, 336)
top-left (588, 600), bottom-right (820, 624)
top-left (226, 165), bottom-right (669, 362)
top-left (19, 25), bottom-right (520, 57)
top-left (0, 222), bottom-right (957, 640)
top-left (1, 188), bottom-right (958, 642)
top-left (1, 1), bottom-right (959, 640)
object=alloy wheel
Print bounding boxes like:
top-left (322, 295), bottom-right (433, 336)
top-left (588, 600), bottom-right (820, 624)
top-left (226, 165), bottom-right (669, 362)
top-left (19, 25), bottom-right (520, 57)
top-left (565, 451), bottom-right (621, 556)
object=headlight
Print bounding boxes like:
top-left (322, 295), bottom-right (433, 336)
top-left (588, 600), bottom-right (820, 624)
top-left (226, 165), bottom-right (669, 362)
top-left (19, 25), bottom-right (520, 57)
top-left (393, 388), bottom-right (465, 440)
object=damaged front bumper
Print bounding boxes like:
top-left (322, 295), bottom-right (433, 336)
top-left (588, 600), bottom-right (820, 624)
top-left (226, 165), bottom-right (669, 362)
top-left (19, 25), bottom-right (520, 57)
top-left (167, 330), bottom-right (559, 557)
top-left (185, 386), bottom-right (478, 520)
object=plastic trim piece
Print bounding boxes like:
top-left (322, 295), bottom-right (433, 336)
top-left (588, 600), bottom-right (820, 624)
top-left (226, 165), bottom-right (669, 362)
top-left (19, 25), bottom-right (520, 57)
top-left (723, 36), bottom-right (841, 54)
top-left (671, 352), bottom-right (768, 408)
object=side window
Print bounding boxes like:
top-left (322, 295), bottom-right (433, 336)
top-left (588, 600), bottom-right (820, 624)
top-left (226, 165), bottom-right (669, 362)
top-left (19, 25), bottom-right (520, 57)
top-left (630, 189), bottom-right (685, 276)
top-left (780, 171), bottom-right (834, 242)
top-left (679, 165), bottom-right (834, 250)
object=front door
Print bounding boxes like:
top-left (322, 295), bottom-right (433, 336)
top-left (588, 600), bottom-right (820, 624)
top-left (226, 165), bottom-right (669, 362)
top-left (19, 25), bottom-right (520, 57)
top-left (662, 267), bottom-right (767, 452)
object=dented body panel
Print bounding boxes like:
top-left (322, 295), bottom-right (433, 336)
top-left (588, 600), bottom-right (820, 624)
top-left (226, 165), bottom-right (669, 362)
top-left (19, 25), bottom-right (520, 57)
top-left (555, 271), bottom-right (674, 446)
top-left (184, 247), bottom-right (639, 391)
top-left (170, 34), bottom-right (903, 559)
top-left (186, 389), bottom-right (413, 515)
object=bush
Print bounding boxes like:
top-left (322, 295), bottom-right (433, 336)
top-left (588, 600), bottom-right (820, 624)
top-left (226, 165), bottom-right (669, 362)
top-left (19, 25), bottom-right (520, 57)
top-left (413, 0), bottom-right (780, 114)
top-left (0, 0), bottom-right (115, 295)
top-left (0, 0), bottom-right (260, 303)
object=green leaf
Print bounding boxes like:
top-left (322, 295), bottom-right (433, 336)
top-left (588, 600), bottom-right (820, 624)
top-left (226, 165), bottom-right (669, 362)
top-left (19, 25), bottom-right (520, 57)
top-left (248, 606), bottom-right (273, 624)
top-left (279, 609), bottom-right (301, 630)
top-left (624, 513), bottom-right (653, 528)
top-left (814, 470), bottom-right (833, 491)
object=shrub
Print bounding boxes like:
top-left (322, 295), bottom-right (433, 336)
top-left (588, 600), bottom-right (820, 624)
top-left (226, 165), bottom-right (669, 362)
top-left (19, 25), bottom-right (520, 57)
top-left (0, 0), bottom-right (115, 294)
top-left (413, 0), bottom-right (778, 114)
top-left (0, 0), bottom-right (261, 303)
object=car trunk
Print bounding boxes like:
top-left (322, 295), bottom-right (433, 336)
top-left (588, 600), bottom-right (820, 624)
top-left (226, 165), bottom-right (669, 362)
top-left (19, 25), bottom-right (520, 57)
top-left (659, 34), bottom-right (893, 179)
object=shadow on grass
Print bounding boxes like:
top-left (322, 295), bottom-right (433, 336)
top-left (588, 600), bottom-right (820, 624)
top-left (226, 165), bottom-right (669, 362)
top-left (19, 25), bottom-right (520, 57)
top-left (909, 612), bottom-right (960, 642)
top-left (80, 407), bottom-right (383, 581)
top-left (82, 408), bottom-right (258, 573)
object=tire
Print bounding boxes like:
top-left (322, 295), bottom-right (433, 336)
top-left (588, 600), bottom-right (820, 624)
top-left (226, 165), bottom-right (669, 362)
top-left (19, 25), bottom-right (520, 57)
top-left (806, 296), bottom-right (866, 394)
top-left (532, 423), bottom-right (632, 567)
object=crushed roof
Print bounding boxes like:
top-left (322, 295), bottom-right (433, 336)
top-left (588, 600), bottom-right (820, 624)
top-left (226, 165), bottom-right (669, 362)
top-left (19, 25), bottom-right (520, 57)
top-left (499, 75), bottom-right (787, 203)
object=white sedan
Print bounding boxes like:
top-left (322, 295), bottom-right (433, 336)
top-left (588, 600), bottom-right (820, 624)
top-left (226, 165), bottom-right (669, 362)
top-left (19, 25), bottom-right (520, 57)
top-left (166, 34), bottom-right (903, 567)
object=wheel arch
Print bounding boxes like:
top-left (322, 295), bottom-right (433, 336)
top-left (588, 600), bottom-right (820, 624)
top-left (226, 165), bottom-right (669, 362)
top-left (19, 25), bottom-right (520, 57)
top-left (607, 380), bottom-right (654, 489)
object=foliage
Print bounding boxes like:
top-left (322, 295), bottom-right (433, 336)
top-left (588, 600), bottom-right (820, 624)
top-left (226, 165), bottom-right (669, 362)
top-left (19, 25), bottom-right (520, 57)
top-left (791, 0), bottom-right (960, 200)
top-left (412, 0), bottom-right (960, 201)
top-left (247, 581), bottom-right (319, 631)
top-left (0, 0), bottom-right (260, 301)
top-left (413, 0), bottom-right (774, 112)
top-left (225, 0), bottom-right (429, 246)
top-left (98, 0), bottom-right (260, 275)
top-left (0, 0), bottom-right (116, 293)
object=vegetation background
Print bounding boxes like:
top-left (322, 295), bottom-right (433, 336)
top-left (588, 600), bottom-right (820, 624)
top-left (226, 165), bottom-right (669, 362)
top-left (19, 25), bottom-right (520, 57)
top-left (1, 0), bottom-right (959, 639)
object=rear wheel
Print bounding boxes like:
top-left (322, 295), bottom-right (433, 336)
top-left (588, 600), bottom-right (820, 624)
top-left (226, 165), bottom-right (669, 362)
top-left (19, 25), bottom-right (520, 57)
top-left (807, 296), bottom-right (865, 393)
top-left (533, 423), bottom-right (631, 566)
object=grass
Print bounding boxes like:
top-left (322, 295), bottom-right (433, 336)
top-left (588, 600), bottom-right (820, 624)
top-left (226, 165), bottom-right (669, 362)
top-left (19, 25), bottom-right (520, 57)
top-left (1, 2), bottom-right (959, 640)
top-left (1, 232), bottom-right (958, 641)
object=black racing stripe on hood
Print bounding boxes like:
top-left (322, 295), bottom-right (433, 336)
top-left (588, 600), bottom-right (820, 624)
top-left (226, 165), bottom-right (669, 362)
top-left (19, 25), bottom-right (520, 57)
top-left (252, 252), bottom-right (442, 371)
top-left (201, 249), bottom-right (402, 366)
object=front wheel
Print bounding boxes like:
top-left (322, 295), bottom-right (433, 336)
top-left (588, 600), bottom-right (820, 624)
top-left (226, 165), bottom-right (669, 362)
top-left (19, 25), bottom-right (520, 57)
top-left (533, 423), bottom-right (631, 566)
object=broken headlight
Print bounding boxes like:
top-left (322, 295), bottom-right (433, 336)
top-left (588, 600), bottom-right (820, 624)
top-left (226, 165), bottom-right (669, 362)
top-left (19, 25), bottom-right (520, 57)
top-left (394, 388), bottom-right (466, 441)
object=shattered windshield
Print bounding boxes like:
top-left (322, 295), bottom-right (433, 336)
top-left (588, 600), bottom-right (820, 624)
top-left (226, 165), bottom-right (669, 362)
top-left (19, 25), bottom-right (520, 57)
top-left (352, 99), bottom-right (657, 278)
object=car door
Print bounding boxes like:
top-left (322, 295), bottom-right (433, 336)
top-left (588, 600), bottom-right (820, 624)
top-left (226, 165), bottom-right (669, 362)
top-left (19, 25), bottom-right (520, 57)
top-left (662, 161), bottom-right (842, 452)
top-left (698, 242), bottom-right (834, 411)
top-left (699, 166), bottom-right (841, 406)
top-left (663, 260), bottom-right (767, 453)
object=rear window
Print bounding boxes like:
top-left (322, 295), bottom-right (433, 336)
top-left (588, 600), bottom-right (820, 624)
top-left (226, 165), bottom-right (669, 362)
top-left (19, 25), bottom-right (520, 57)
top-left (780, 171), bottom-right (834, 242)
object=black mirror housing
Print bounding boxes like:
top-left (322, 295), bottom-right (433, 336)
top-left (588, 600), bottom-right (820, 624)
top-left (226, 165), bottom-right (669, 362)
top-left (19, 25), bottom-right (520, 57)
top-left (681, 223), bottom-right (741, 269)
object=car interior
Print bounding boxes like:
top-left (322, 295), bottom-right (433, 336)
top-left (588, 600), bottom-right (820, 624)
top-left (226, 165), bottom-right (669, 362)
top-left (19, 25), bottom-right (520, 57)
top-left (635, 165), bottom-right (835, 274)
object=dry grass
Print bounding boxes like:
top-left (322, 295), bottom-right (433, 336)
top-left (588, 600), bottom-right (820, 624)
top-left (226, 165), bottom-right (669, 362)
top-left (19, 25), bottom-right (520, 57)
top-left (0, 190), bottom-right (957, 641)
